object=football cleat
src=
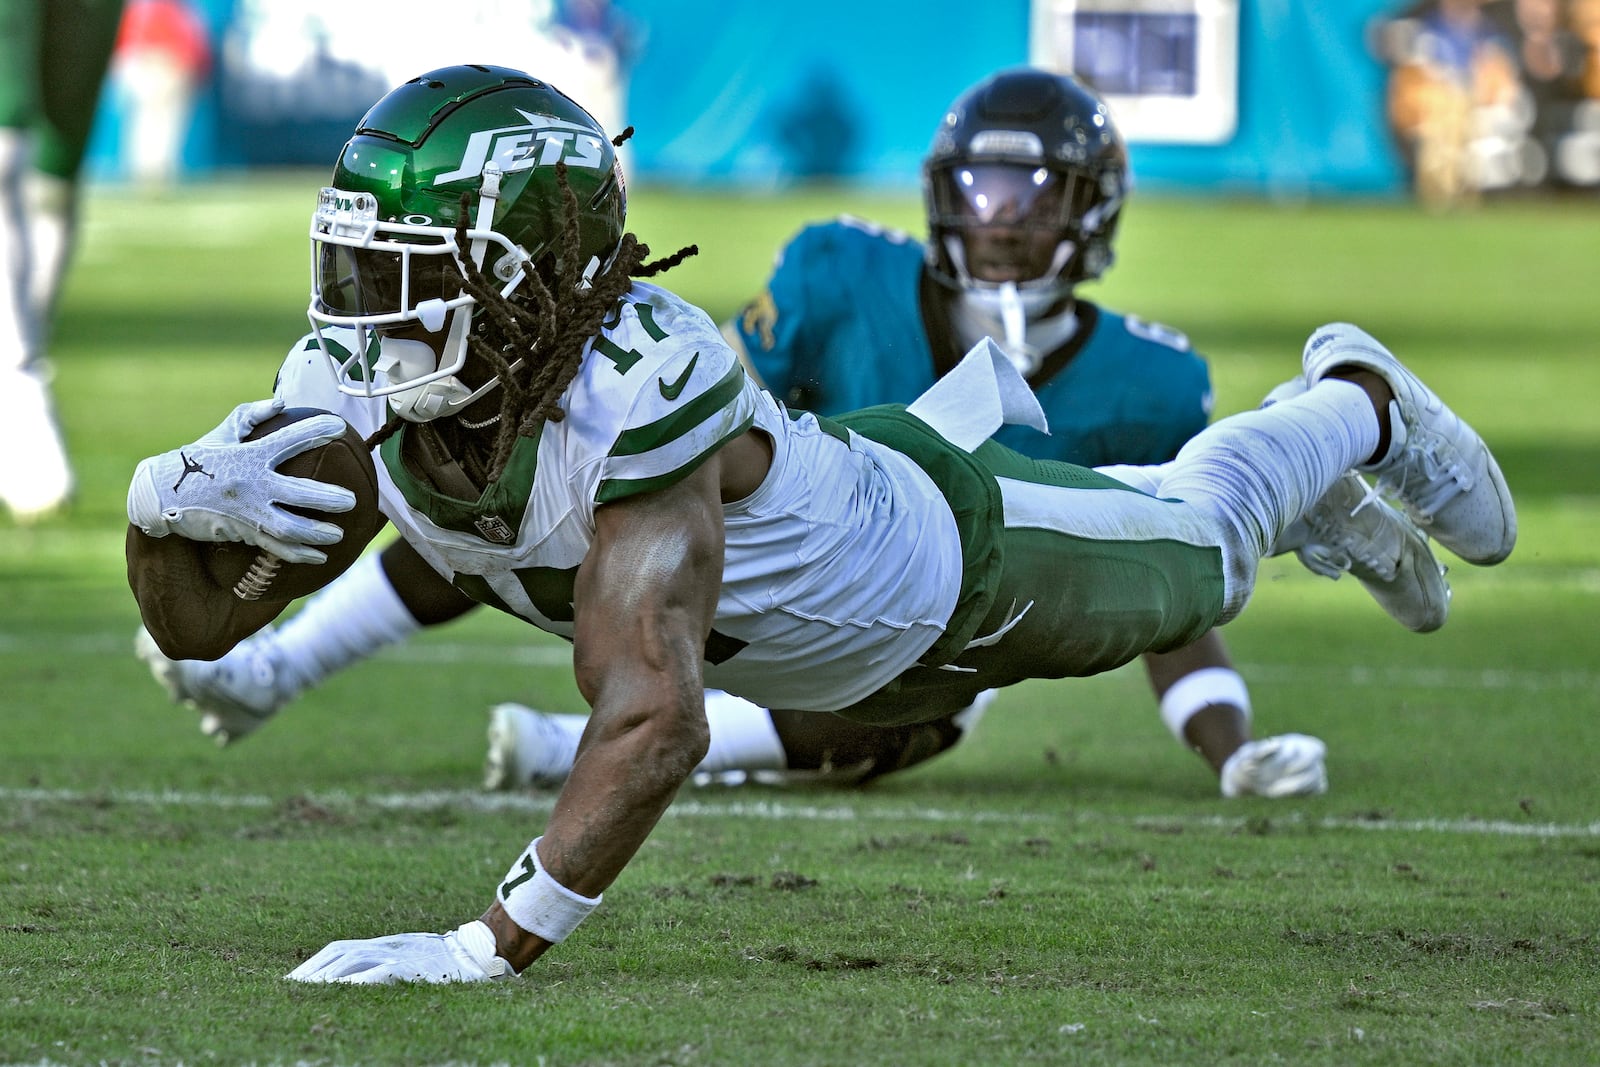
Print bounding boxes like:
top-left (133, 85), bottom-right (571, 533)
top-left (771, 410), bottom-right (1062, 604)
top-left (1294, 471), bottom-right (1451, 633)
top-left (135, 625), bottom-right (295, 745)
top-left (1262, 378), bottom-right (1450, 633)
top-left (1219, 733), bottom-right (1328, 798)
top-left (0, 368), bottom-right (73, 522)
top-left (1302, 323), bottom-right (1516, 565)
top-left (482, 702), bottom-right (587, 791)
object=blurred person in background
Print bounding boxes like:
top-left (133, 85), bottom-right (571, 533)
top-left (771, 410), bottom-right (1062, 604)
top-left (546, 0), bottom-right (640, 174)
top-left (1380, 0), bottom-right (1521, 206)
top-left (110, 0), bottom-right (211, 192)
top-left (1382, 0), bottom-right (1600, 194)
top-left (136, 69), bottom-right (1452, 801)
top-left (1578, 0), bottom-right (1600, 96)
top-left (0, 0), bottom-right (125, 521)
top-left (1572, 0), bottom-right (1600, 181)
top-left (1481, 0), bottom-right (1599, 187)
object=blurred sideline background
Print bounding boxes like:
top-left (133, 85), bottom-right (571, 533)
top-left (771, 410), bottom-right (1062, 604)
top-left (89, 0), bottom-right (1600, 204)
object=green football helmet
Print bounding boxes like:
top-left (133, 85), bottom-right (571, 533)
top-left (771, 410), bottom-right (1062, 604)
top-left (307, 64), bottom-right (626, 421)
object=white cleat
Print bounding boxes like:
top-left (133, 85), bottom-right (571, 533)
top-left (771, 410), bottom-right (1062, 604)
top-left (1263, 378), bottom-right (1451, 632)
top-left (1302, 323), bottom-right (1516, 565)
top-left (0, 369), bottom-right (73, 522)
top-left (1294, 471), bottom-right (1451, 633)
top-left (135, 625), bottom-right (294, 745)
top-left (1219, 733), bottom-right (1329, 798)
top-left (482, 702), bottom-right (587, 791)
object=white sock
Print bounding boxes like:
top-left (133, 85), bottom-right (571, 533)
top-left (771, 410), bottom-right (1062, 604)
top-left (1152, 378), bottom-right (1379, 621)
top-left (24, 171), bottom-right (74, 332)
top-left (507, 706), bottom-right (587, 781)
top-left (952, 688), bottom-right (999, 734)
top-left (696, 689), bottom-right (787, 773)
top-left (270, 552), bottom-right (423, 694)
top-left (1, 129), bottom-right (37, 370)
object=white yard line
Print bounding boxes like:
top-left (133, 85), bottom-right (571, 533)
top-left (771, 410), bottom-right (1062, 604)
top-left (4, 785), bottom-right (1598, 838)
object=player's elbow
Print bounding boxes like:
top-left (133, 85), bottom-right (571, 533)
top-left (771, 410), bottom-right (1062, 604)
top-left (581, 675), bottom-right (710, 782)
top-left (638, 697), bottom-right (711, 781)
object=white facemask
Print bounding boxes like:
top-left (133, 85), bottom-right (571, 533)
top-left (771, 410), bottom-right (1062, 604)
top-left (950, 283), bottom-right (1079, 379)
top-left (938, 233), bottom-right (1081, 376)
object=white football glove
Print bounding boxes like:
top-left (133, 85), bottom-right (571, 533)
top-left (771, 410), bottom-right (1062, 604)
top-left (1219, 733), bottom-right (1329, 798)
top-left (127, 399), bottom-right (355, 564)
top-left (286, 920), bottom-right (512, 985)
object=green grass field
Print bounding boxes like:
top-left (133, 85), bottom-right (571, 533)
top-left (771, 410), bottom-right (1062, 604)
top-left (2, 175), bottom-right (1598, 1066)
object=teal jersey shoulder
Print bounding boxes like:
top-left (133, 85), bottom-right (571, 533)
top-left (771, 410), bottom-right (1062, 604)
top-left (732, 216), bottom-right (936, 413)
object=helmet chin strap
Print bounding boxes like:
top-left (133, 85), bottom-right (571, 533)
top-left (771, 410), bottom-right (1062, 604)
top-left (377, 333), bottom-right (518, 423)
top-left (940, 233), bottom-right (1082, 378)
top-left (950, 281), bottom-right (1079, 380)
top-left (995, 283), bottom-right (1034, 375)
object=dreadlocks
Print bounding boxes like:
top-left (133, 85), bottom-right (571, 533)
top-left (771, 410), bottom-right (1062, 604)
top-left (364, 155), bottom-right (697, 487)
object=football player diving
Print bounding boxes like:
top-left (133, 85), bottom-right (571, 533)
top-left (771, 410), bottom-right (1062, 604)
top-left (137, 68), bottom-right (1449, 801)
top-left (126, 63), bottom-right (1514, 982)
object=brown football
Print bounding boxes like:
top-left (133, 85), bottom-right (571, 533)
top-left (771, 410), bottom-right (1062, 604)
top-left (198, 408), bottom-right (384, 603)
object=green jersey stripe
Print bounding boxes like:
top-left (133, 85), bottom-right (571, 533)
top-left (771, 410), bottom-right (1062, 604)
top-left (610, 362), bottom-right (746, 458)
top-left (597, 413), bottom-right (755, 504)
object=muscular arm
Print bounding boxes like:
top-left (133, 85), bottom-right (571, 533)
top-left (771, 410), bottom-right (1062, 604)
top-left (478, 452), bottom-right (729, 970)
top-left (1140, 628), bottom-right (1249, 773)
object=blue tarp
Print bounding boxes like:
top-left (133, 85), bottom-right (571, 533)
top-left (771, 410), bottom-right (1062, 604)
top-left (623, 0), bottom-right (1405, 193)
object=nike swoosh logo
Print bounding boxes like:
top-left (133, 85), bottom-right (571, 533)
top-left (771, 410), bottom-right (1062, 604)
top-left (658, 352), bottom-right (699, 401)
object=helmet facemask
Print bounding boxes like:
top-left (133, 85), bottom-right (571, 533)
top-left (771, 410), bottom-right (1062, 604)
top-left (307, 171), bottom-right (534, 422)
top-left (928, 158), bottom-right (1121, 376)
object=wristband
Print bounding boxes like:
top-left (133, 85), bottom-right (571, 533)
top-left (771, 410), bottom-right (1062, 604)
top-left (497, 836), bottom-right (601, 943)
top-left (1159, 667), bottom-right (1251, 742)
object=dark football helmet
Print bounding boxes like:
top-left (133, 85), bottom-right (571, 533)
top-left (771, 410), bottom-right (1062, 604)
top-left (307, 64), bottom-right (626, 420)
top-left (923, 68), bottom-right (1128, 305)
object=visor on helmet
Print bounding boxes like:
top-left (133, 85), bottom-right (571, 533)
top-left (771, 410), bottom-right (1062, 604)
top-left (306, 185), bottom-right (532, 405)
top-left (314, 242), bottom-right (463, 320)
top-left (929, 164), bottom-right (1071, 230)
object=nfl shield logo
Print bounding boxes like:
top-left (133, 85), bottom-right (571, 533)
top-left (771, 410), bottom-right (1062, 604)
top-left (474, 514), bottom-right (517, 544)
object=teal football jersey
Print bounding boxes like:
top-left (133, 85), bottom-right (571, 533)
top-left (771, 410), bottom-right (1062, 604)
top-left (730, 217), bottom-right (1213, 465)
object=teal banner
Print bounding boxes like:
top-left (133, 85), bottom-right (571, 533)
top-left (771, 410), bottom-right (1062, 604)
top-left (85, 1), bottom-right (1600, 199)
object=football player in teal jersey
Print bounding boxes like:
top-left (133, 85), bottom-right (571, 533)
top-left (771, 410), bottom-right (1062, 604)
top-left (137, 69), bottom-right (1448, 800)
top-left (0, 0), bottom-right (125, 520)
top-left (126, 65), bottom-right (1512, 981)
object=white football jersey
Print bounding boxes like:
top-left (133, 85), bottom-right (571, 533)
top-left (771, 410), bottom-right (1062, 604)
top-left (276, 282), bottom-right (965, 711)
